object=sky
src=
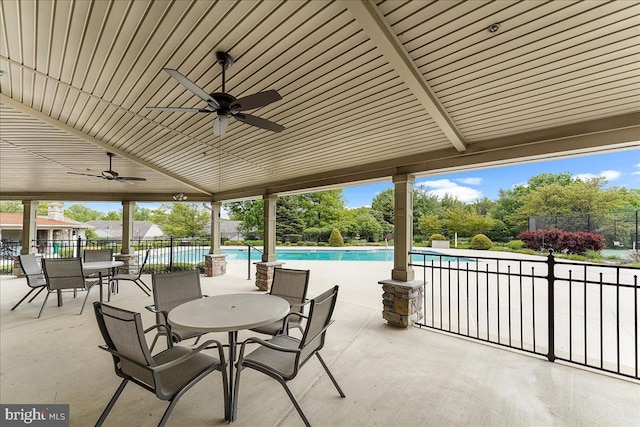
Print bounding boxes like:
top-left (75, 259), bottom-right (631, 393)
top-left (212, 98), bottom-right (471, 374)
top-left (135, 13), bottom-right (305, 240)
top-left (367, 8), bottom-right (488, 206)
top-left (77, 149), bottom-right (639, 214)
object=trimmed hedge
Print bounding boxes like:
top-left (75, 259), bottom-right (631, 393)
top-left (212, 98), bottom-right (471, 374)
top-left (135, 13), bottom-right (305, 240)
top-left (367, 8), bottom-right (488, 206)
top-left (517, 229), bottom-right (605, 255)
top-left (470, 234), bottom-right (493, 250)
top-left (427, 234), bottom-right (447, 247)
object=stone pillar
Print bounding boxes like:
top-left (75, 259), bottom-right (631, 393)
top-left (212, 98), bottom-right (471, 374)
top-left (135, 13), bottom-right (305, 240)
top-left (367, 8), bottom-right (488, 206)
top-left (262, 194), bottom-right (277, 262)
top-left (114, 253), bottom-right (139, 274)
top-left (391, 174), bottom-right (415, 282)
top-left (205, 254), bottom-right (227, 276)
top-left (379, 279), bottom-right (424, 328)
top-left (21, 200), bottom-right (38, 255)
top-left (254, 261), bottom-right (285, 291)
top-left (121, 201), bottom-right (135, 254)
top-left (210, 201), bottom-right (222, 254)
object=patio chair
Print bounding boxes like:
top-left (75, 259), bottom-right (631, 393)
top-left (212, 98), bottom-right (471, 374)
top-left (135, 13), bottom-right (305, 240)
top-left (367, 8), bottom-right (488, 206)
top-left (234, 286), bottom-right (345, 426)
top-left (84, 249), bottom-right (113, 284)
top-left (250, 268), bottom-right (310, 336)
top-left (146, 270), bottom-right (207, 351)
top-left (40, 258), bottom-right (101, 318)
top-left (11, 254), bottom-right (47, 311)
top-left (109, 249), bottom-right (151, 298)
top-left (93, 302), bottom-right (228, 426)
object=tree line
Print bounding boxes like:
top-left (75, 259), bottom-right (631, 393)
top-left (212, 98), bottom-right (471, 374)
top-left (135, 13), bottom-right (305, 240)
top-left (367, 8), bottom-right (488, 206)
top-left (1, 172), bottom-right (637, 243)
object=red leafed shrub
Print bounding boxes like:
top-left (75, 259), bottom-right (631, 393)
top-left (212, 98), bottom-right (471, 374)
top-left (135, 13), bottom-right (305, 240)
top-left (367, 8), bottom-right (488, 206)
top-left (517, 229), bottom-right (605, 255)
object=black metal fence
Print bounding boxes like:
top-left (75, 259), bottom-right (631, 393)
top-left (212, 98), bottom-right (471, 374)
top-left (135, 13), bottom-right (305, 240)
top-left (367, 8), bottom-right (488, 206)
top-left (529, 210), bottom-right (639, 250)
top-left (410, 250), bottom-right (639, 380)
top-left (0, 237), bottom-right (213, 274)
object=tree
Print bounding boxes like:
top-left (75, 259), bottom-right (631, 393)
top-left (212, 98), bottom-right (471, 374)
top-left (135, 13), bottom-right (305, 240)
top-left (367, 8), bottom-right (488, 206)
top-left (225, 200), bottom-right (264, 235)
top-left (371, 188), bottom-right (394, 225)
top-left (353, 210), bottom-right (383, 241)
top-left (0, 202), bottom-right (22, 213)
top-left (162, 203), bottom-right (210, 237)
top-left (277, 196), bottom-right (304, 241)
top-left (328, 228), bottom-right (344, 246)
top-left (297, 190), bottom-right (346, 228)
top-left (65, 204), bottom-right (102, 222)
top-left (417, 213), bottom-right (442, 237)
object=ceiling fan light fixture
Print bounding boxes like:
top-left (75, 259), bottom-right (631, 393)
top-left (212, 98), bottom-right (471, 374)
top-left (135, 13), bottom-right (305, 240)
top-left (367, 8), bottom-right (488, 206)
top-left (213, 115), bottom-right (229, 136)
top-left (172, 192), bottom-right (187, 201)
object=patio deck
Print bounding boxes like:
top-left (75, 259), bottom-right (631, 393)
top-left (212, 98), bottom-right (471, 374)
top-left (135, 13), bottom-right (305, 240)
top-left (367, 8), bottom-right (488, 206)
top-left (1, 258), bottom-right (638, 426)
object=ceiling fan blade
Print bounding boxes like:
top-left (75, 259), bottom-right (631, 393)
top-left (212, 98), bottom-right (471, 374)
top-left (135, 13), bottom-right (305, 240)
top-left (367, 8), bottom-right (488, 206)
top-left (116, 177), bottom-right (147, 181)
top-left (147, 106), bottom-right (213, 113)
top-left (164, 68), bottom-right (220, 108)
top-left (67, 172), bottom-right (100, 178)
top-left (234, 114), bottom-right (284, 132)
top-left (231, 90), bottom-right (282, 111)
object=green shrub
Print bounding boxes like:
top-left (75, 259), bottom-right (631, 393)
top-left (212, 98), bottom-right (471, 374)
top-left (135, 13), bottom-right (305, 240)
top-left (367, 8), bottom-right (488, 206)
top-left (470, 234), bottom-right (493, 250)
top-left (317, 242), bottom-right (327, 246)
top-left (284, 234), bottom-right (303, 243)
top-left (57, 247), bottom-right (75, 258)
top-left (427, 233), bottom-right (447, 247)
top-left (328, 229), bottom-right (344, 247)
top-left (296, 241), bottom-right (305, 246)
top-left (245, 240), bottom-right (264, 246)
top-left (223, 240), bottom-right (231, 245)
top-left (507, 240), bottom-right (524, 250)
top-left (306, 241), bottom-right (317, 246)
top-left (172, 262), bottom-right (205, 273)
top-left (414, 235), bottom-right (424, 243)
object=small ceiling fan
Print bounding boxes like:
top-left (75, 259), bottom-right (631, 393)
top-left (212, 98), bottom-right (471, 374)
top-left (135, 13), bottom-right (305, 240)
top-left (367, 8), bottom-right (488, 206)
top-left (67, 152), bottom-right (147, 183)
top-left (147, 51), bottom-right (284, 136)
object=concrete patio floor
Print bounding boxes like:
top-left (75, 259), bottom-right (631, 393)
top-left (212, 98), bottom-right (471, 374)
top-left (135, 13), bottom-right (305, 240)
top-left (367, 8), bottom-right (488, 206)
top-left (1, 258), bottom-right (638, 426)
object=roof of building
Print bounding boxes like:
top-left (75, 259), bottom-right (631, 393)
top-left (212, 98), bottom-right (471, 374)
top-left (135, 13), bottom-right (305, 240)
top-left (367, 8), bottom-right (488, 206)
top-left (0, 213), bottom-right (87, 228)
top-left (85, 220), bottom-right (162, 239)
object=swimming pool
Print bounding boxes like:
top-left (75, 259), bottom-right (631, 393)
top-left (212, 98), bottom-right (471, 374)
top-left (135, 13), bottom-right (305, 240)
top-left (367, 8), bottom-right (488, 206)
top-left (149, 247), bottom-right (473, 264)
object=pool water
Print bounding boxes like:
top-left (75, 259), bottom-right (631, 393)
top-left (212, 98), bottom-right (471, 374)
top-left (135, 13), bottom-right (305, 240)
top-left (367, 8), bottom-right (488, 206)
top-left (151, 247), bottom-right (473, 264)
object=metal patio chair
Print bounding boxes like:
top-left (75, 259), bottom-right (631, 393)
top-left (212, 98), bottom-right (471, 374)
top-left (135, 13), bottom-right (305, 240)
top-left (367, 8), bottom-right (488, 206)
top-left (12, 254), bottom-right (47, 311)
top-left (109, 249), bottom-right (151, 297)
top-left (146, 269), bottom-right (207, 351)
top-left (234, 286), bottom-right (345, 426)
top-left (250, 267), bottom-right (310, 336)
top-left (93, 302), bottom-right (228, 426)
top-left (40, 257), bottom-right (101, 318)
top-left (84, 248), bottom-right (113, 283)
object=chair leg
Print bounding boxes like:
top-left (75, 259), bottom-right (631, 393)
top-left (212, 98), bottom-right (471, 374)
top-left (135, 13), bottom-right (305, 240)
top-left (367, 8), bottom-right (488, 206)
top-left (158, 398), bottom-right (180, 427)
top-left (27, 286), bottom-right (46, 303)
top-left (278, 378), bottom-right (312, 427)
top-left (134, 280), bottom-right (150, 296)
top-left (138, 278), bottom-right (152, 292)
top-left (316, 353), bottom-right (345, 397)
top-left (11, 288), bottom-right (37, 310)
top-left (37, 292), bottom-right (51, 319)
top-left (95, 379), bottom-right (129, 427)
top-left (80, 286), bottom-right (95, 315)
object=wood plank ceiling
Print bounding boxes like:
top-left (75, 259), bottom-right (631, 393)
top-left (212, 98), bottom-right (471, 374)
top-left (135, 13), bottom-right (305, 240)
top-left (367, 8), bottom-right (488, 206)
top-left (1, 0), bottom-right (638, 203)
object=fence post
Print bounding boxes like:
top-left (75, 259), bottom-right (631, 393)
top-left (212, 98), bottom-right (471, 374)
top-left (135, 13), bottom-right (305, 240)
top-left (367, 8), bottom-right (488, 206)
top-left (546, 249), bottom-right (555, 362)
top-left (76, 236), bottom-right (82, 258)
top-left (169, 237), bottom-right (174, 272)
top-left (247, 244), bottom-right (251, 280)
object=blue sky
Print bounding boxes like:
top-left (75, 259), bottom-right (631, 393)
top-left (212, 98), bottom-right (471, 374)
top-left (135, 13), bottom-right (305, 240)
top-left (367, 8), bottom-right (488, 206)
top-left (78, 149), bottom-right (639, 214)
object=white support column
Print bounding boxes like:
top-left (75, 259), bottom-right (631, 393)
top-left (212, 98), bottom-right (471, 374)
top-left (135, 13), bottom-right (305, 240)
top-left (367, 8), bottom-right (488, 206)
top-left (391, 174), bottom-right (415, 282)
top-left (21, 201), bottom-right (38, 254)
top-left (121, 201), bottom-right (135, 254)
top-left (210, 201), bottom-right (222, 254)
top-left (262, 194), bottom-right (278, 262)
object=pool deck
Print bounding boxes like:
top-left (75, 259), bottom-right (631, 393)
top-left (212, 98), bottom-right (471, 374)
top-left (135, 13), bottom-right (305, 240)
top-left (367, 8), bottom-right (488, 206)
top-left (1, 253), bottom-right (639, 426)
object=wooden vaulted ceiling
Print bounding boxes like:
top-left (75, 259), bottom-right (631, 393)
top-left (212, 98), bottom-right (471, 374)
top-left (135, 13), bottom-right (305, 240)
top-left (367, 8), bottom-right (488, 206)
top-left (1, 0), bottom-right (638, 203)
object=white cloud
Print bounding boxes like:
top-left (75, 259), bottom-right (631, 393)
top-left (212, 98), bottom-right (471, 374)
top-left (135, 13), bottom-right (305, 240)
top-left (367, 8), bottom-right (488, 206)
top-left (456, 177), bottom-right (482, 185)
top-left (417, 179), bottom-right (483, 203)
top-left (632, 171), bottom-right (640, 176)
top-left (574, 170), bottom-right (621, 182)
top-left (636, 163), bottom-right (640, 168)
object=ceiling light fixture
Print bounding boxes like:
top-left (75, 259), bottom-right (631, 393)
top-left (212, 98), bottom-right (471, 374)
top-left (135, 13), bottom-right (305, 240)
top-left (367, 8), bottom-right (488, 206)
top-left (488, 23), bottom-right (500, 33)
top-left (213, 114), bottom-right (229, 136)
top-left (172, 192), bottom-right (187, 201)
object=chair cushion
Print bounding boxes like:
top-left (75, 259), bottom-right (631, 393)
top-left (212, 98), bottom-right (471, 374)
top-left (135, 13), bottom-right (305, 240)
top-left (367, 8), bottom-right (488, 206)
top-left (243, 335), bottom-right (301, 379)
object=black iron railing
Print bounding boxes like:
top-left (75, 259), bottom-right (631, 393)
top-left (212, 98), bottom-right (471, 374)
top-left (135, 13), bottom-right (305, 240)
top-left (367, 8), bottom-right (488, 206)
top-left (246, 244), bottom-right (263, 280)
top-left (410, 250), bottom-right (639, 380)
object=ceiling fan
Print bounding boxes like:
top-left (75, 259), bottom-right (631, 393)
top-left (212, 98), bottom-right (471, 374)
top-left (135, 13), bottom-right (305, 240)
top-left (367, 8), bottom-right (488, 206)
top-left (67, 152), bottom-right (147, 183)
top-left (147, 51), bottom-right (284, 136)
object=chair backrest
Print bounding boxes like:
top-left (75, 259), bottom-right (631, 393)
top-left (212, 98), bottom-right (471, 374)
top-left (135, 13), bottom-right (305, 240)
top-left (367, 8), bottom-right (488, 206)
top-left (299, 286), bottom-right (339, 363)
top-left (18, 253), bottom-right (46, 288)
top-left (93, 302), bottom-right (156, 387)
top-left (152, 270), bottom-right (203, 315)
top-left (84, 249), bottom-right (113, 276)
top-left (42, 258), bottom-right (88, 291)
top-left (270, 268), bottom-right (310, 315)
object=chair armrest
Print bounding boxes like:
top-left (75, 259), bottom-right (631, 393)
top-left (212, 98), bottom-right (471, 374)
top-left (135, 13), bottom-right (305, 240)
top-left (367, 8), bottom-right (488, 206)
top-left (237, 336), bottom-right (301, 363)
top-left (152, 339), bottom-right (227, 372)
top-left (145, 304), bottom-right (159, 313)
top-left (143, 323), bottom-right (171, 336)
top-left (282, 312), bottom-right (309, 332)
top-left (289, 299), bottom-right (311, 309)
